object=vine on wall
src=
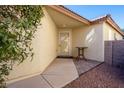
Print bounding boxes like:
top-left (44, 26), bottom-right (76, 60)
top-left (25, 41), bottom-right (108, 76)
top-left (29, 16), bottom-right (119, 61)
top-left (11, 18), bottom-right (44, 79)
top-left (0, 5), bottom-right (43, 87)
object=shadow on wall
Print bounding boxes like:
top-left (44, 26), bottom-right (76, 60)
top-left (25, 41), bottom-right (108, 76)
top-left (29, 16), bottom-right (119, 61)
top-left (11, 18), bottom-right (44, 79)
top-left (72, 27), bottom-right (99, 59)
top-left (84, 28), bottom-right (98, 60)
top-left (84, 28), bottom-right (96, 46)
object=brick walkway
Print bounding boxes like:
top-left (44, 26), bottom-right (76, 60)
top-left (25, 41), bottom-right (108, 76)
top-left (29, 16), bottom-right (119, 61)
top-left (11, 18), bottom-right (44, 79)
top-left (65, 63), bottom-right (124, 88)
top-left (73, 59), bottom-right (102, 75)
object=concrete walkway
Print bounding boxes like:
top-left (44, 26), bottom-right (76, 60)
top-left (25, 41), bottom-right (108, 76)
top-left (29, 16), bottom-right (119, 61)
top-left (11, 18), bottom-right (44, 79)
top-left (7, 58), bottom-right (79, 88)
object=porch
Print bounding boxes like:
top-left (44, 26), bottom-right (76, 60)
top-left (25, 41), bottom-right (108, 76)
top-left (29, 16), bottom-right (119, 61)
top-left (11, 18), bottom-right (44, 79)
top-left (7, 58), bottom-right (101, 88)
top-left (45, 6), bottom-right (104, 62)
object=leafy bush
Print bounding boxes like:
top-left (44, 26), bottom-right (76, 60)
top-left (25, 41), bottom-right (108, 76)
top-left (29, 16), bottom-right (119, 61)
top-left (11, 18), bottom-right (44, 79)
top-left (0, 5), bottom-right (43, 87)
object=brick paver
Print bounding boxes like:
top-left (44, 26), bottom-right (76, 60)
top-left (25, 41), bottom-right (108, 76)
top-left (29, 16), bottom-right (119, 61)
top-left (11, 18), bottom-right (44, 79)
top-left (65, 63), bottom-right (124, 88)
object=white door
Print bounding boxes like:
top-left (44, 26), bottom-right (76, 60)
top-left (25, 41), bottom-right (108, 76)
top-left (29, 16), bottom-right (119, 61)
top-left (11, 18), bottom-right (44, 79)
top-left (58, 31), bottom-right (71, 56)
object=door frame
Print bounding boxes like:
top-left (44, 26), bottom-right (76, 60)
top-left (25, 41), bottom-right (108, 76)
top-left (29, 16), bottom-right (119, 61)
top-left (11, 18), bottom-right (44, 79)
top-left (58, 30), bottom-right (72, 57)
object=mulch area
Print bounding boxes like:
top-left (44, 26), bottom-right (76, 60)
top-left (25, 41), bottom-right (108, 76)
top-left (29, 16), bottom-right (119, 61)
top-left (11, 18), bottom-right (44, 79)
top-left (64, 63), bottom-right (124, 88)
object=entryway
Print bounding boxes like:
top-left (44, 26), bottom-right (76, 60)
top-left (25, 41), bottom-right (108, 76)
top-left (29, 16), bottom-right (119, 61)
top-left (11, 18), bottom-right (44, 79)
top-left (58, 30), bottom-right (72, 57)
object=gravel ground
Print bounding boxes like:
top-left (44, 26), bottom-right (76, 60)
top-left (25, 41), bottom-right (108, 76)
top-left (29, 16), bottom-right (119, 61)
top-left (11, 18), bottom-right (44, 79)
top-left (64, 63), bottom-right (124, 88)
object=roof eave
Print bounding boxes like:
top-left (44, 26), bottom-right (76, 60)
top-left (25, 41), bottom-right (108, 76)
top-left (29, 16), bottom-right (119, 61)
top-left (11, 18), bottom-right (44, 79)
top-left (106, 18), bottom-right (124, 36)
top-left (47, 5), bottom-right (91, 25)
top-left (46, 5), bottom-right (124, 36)
top-left (91, 15), bottom-right (124, 36)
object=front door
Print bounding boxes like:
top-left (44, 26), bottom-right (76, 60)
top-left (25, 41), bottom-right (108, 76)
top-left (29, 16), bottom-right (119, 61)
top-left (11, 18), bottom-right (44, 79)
top-left (58, 31), bottom-right (71, 56)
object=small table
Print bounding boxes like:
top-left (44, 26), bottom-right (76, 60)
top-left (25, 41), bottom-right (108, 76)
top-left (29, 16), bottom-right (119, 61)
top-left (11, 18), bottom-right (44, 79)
top-left (76, 47), bottom-right (88, 61)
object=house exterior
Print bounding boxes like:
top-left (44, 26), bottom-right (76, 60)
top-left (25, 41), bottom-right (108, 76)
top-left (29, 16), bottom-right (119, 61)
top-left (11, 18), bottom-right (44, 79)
top-left (7, 5), bottom-right (124, 84)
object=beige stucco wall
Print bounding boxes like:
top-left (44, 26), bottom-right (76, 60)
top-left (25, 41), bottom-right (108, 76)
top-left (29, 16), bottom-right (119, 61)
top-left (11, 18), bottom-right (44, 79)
top-left (72, 23), bottom-right (104, 62)
top-left (7, 7), bottom-right (58, 83)
top-left (103, 22), bottom-right (123, 41)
